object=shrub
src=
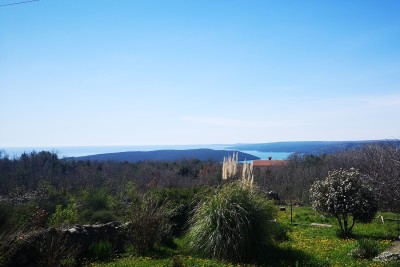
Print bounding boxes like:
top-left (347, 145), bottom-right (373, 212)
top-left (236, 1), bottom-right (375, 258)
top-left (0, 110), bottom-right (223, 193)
top-left (149, 187), bottom-right (209, 236)
top-left (49, 203), bottom-right (78, 228)
top-left (126, 196), bottom-right (174, 254)
top-left (0, 227), bottom-right (25, 267)
top-left (170, 255), bottom-right (184, 267)
top-left (88, 240), bottom-right (114, 262)
top-left (0, 203), bottom-right (39, 230)
top-left (310, 168), bottom-right (378, 236)
top-left (37, 229), bottom-right (81, 267)
top-left (271, 222), bottom-right (290, 241)
top-left (351, 238), bottom-right (379, 259)
top-left (60, 258), bottom-right (77, 267)
top-left (91, 210), bottom-right (116, 223)
top-left (188, 182), bottom-right (277, 263)
top-left (83, 188), bottom-right (111, 211)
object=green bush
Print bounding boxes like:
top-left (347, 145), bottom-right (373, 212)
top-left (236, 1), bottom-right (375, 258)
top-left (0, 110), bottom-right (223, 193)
top-left (149, 187), bottom-right (209, 236)
top-left (88, 240), bottom-right (114, 262)
top-left (91, 210), bottom-right (116, 223)
top-left (351, 238), bottom-right (379, 259)
top-left (188, 182), bottom-right (277, 263)
top-left (0, 203), bottom-right (38, 230)
top-left (271, 222), bottom-right (290, 241)
top-left (49, 203), bottom-right (78, 228)
top-left (83, 188), bottom-right (112, 211)
top-left (60, 258), bottom-right (77, 267)
top-left (170, 255), bottom-right (184, 267)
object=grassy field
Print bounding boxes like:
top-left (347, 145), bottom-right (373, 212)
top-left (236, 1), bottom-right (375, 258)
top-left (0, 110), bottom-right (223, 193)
top-left (275, 206), bottom-right (397, 266)
top-left (86, 206), bottom-right (399, 267)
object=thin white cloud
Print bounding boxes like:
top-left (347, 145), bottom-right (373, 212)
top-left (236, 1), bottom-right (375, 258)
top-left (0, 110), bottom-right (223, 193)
top-left (180, 115), bottom-right (304, 129)
top-left (369, 95), bottom-right (400, 107)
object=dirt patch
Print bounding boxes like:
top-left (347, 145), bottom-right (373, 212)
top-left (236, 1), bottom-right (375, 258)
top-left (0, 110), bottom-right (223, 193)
top-left (385, 241), bottom-right (400, 254)
top-left (374, 241), bottom-right (400, 263)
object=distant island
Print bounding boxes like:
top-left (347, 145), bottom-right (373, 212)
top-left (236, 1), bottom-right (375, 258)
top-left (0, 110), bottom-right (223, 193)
top-left (229, 140), bottom-right (398, 155)
top-left (65, 149), bottom-right (259, 162)
top-left (4, 140), bottom-right (399, 160)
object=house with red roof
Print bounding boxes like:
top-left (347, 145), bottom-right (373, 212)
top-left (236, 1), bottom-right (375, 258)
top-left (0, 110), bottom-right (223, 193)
top-left (252, 157), bottom-right (288, 168)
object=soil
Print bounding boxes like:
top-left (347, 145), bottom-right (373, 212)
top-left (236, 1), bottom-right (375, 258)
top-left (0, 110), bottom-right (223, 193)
top-left (385, 241), bottom-right (400, 254)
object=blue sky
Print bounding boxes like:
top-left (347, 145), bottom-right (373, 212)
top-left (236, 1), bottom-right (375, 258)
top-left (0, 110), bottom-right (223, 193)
top-left (1, 0), bottom-right (399, 147)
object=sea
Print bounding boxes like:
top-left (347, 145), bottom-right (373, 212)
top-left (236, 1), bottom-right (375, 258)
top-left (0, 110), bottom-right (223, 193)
top-left (0, 145), bottom-right (293, 161)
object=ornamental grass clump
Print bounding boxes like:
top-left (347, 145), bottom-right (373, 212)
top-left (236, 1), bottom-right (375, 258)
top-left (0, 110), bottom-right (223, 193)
top-left (222, 152), bottom-right (238, 180)
top-left (188, 182), bottom-right (277, 263)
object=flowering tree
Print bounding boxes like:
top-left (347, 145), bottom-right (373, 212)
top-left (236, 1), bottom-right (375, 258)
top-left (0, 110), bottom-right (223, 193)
top-left (310, 168), bottom-right (378, 236)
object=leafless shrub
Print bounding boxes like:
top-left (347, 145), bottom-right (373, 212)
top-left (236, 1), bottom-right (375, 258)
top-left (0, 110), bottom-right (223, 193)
top-left (126, 196), bottom-right (174, 254)
top-left (0, 227), bottom-right (26, 266)
top-left (36, 229), bottom-right (81, 267)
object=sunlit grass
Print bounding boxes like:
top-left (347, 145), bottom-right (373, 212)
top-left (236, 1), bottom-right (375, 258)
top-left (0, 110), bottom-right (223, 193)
top-left (86, 206), bottom-right (399, 267)
top-left (275, 206), bottom-right (397, 266)
top-left (86, 255), bottom-right (255, 267)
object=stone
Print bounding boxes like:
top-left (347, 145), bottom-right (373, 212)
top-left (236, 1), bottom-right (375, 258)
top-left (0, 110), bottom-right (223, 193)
top-left (4, 221), bottom-right (127, 267)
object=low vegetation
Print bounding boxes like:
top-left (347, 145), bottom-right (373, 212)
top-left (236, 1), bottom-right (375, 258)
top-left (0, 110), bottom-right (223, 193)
top-left (0, 143), bottom-right (399, 266)
top-left (188, 182), bottom-right (277, 262)
top-left (85, 206), bottom-right (398, 267)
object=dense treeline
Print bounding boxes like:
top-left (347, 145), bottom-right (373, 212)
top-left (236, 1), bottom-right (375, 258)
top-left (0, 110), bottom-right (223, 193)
top-left (256, 142), bottom-right (400, 212)
top-left (0, 151), bottom-right (222, 233)
top-left (0, 151), bottom-right (221, 196)
top-left (0, 141), bottom-right (399, 211)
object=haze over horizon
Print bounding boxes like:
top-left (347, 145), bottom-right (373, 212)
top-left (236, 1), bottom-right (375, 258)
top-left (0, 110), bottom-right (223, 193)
top-left (1, 1), bottom-right (399, 147)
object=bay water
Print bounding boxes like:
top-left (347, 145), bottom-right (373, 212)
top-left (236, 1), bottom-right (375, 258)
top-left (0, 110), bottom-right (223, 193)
top-left (1, 145), bottom-right (292, 160)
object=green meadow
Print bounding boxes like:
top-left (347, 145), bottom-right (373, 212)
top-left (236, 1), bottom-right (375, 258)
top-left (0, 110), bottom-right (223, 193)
top-left (87, 206), bottom-right (399, 267)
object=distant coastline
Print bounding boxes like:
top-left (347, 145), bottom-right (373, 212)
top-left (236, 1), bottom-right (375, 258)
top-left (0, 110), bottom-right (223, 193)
top-left (0, 145), bottom-right (292, 160)
top-left (65, 149), bottom-right (261, 163)
top-left (3, 140), bottom-right (397, 160)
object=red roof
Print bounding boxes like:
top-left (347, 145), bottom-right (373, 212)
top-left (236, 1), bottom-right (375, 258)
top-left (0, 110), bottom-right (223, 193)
top-left (253, 160), bottom-right (288, 167)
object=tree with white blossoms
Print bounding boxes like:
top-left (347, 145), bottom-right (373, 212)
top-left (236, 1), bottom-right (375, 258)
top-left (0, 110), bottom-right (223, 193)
top-left (309, 168), bottom-right (378, 236)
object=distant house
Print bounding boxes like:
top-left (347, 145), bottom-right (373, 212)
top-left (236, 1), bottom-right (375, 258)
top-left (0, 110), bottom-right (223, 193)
top-left (252, 157), bottom-right (288, 192)
top-left (253, 157), bottom-right (288, 168)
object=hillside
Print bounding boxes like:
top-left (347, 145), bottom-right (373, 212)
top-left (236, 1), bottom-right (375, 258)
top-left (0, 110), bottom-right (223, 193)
top-left (65, 149), bottom-right (259, 162)
top-left (228, 140), bottom-right (399, 154)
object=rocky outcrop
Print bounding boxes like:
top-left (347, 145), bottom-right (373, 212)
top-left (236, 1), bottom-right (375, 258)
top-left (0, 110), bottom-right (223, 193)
top-left (374, 251), bottom-right (400, 262)
top-left (374, 241), bottom-right (400, 263)
top-left (62, 221), bottom-right (126, 249)
top-left (3, 222), bottom-right (128, 267)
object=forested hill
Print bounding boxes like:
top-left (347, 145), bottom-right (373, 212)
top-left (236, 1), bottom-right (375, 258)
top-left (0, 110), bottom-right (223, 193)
top-left (65, 149), bottom-right (259, 162)
top-left (229, 140), bottom-right (397, 154)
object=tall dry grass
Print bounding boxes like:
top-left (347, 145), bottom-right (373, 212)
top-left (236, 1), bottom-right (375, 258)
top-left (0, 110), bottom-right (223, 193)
top-left (222, 152), bottom-right (238, 180)
top-left (241, 161), bottom-right (254, 189)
